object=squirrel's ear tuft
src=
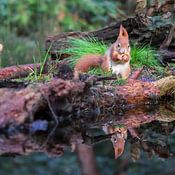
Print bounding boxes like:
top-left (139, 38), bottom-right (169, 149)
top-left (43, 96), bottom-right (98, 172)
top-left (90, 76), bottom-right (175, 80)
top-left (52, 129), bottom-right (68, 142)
top-left (119, 25), bottom-right (128, 38)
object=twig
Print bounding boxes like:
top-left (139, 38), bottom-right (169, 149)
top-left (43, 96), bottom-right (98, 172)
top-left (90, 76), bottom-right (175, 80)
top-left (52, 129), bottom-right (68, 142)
top-left (129, 67), bottom-right (144, 80)
top-left (96, 76), bottom-right (118, 81)
top-left (40, 94), bottom-right (59, 148)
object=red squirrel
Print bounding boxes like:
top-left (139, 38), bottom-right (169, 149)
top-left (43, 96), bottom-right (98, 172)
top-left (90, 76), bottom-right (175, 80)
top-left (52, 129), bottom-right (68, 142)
top-left (74, 25), bottom-right (131, 79)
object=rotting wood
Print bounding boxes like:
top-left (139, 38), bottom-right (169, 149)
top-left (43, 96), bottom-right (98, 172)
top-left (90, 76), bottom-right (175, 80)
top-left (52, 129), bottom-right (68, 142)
top-left (0, 79), bottom-right (85, 127)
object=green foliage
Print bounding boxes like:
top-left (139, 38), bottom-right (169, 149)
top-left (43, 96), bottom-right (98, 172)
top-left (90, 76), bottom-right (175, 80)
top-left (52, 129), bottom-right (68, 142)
top-left (113, 79), bottom-right (127, 85)
top-left (25, 47), bottom-right (51, 82)
top-left (62, 37), bottom-right (107, 69)
top-left (0, 0), bottom-right (60, 34)
top-left (0, 0), bottom-right (123, 67)
top-left (0, 0), bottom-right (120, 34)
top-left (130, 44), bottom-right (160, 68)
top-left (59, 0), bottom-right (122, 31)
top-left (0, 28), bottom-right (40, 67)
top-left (103, 78), bottom-right (127, 86)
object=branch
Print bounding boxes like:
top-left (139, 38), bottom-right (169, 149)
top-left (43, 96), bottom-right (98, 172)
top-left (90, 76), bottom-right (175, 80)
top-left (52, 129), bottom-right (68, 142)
top-left (0, 63), bottom-right (41, 80)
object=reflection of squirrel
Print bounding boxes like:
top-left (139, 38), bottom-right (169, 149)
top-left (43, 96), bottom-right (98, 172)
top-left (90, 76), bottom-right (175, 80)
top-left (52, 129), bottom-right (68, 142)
top-left (102, 124), bottom-right (127, 159)
top-left (74, 25), bottom-right (131, 79)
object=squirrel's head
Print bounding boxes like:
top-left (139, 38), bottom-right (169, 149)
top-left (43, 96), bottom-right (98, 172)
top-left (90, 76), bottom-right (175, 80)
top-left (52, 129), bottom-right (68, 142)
top-left (111, 134), bottom-right (125, 159)
top-left (113, 25), bottom-right (130, 55)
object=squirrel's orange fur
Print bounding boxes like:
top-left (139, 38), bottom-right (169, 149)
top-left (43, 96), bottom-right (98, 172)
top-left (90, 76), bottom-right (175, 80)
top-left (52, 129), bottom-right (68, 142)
top-left (74, 25), bottom-right (131, 79)
top-left (74, 54), bottom-right (103, 72)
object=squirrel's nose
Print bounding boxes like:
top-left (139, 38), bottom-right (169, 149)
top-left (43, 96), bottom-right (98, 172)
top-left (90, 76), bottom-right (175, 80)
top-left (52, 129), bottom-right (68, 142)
top-left (119, 48), bottom-right (127, 54)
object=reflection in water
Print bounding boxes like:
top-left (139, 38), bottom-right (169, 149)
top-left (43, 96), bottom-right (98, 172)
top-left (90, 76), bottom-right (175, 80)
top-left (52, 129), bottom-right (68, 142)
top-left (102, 124), bottom-right (127, 159)
top-left (72, 101), bottom-right (175, 161)
top-left (0, 101), bottom-right (174, 174)
top-left (68, 101), bottom-right (175, 174)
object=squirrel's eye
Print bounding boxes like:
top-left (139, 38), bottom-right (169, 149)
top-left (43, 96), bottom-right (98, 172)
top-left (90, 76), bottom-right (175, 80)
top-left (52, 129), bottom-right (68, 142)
top-left (128, 45), bottom-right (130, 48)
top-left (118, 43), bottom-right (121, 48)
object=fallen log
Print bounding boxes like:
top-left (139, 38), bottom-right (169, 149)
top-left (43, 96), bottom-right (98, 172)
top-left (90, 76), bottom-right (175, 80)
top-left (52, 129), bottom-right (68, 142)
top-left (0, 60), bottom-right (75, 81)
top-left (0, 75), bottom-right (174, 127)
top-left (0, 111), bottom-right (174, 158)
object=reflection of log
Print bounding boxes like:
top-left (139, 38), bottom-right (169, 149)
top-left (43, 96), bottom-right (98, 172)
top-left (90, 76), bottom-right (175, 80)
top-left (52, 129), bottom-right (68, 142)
top-left (76, 144), bottom-right (99, 175)
top-left (0, 132), bottom-right (64, 157)
top-left (0, 103), bottom-right (174, 158)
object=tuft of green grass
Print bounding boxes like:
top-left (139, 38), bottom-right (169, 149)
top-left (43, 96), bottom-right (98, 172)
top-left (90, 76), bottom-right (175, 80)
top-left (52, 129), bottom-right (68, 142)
top-left (130, 44), bottom-right (159, 68)
top-left (25, 45), bottom-right (51, 82)
top-left (62, 37), bottom-right (107, 69)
